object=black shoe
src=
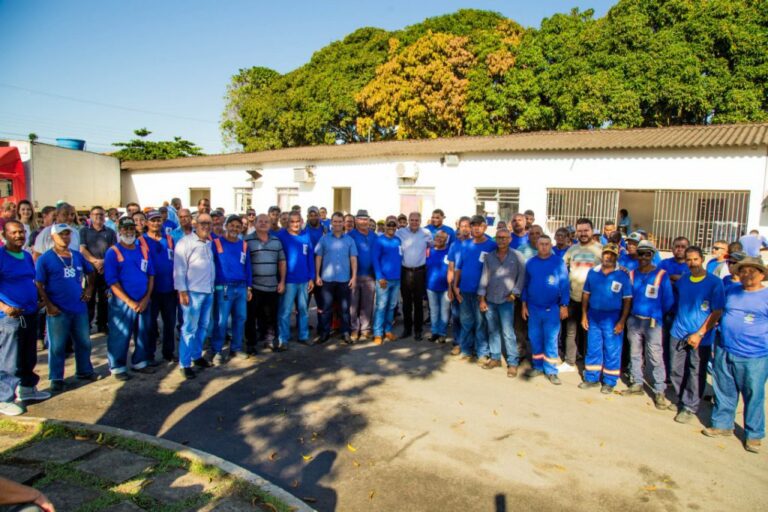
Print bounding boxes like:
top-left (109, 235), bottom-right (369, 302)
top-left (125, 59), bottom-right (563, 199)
top-left (314, 334), bottom-right (330, 345)
top-left (134, 366), bottom-right (156, 375)
top-left (50, 380), bottom-right (66, 392)
top-left (113, 372), bottom-right (132, 381)
top-left (438, 336), bottom-right (447, 344)
top-left (274, 343), bottom-right (288, 352)
top-left (194, 357), bottom-right (212, 369)
top-left (578, 381), bottom-right (600, 390)
top-left (600, 385), bottom-right (614, 394)
top-left (400, 331), bottom-right (412, 340)
top-left (180, 367), bottom-right (196, 380)
top-left (147, 359), bottom-right (162, 368)
top-left (414, 332), bottom-right (423, 341)
top-left (342, 334), bottom-right (352, 345)
top-left (525, 369), bottom-right (544, 379)
top-left (76, 373), bottom-right (104, 382)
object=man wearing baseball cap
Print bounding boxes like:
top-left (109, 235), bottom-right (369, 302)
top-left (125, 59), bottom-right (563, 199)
top-left (624, 240), bottom-right (674, 409)
top-left (704, 256), bottom-right (768, 453)
top-left (579, 243), bottom-right (633, 393)
top-left (104, 217), bottom-right (155, 380)
top-left (36, 223), bottom-right (99, 392)
top-left (142, 210), bottom-right (177, 364)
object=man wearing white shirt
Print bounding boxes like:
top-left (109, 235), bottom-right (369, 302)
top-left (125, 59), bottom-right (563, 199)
top-left (396, 212), bottom-right (433, 340)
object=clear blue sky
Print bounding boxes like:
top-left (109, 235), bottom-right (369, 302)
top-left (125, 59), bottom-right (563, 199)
top-left (0, 0), bottom-right (617, 154)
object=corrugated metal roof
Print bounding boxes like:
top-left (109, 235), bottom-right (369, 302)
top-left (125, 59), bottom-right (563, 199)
top-left (121, 123), bottom-right (768, 170)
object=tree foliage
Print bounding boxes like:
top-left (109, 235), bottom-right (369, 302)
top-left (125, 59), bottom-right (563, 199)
top-left (112, 129), bottom-right (205, 161)
top-left (222, 0), bottom-right (768, 150)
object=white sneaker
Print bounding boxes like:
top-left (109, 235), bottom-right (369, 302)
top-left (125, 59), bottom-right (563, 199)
top-left (0, 401), bottom-right (26, 416)
top-left (16, 385), bottom-right (52, 402)
top-left (557, 362), bottom-right (577, 373)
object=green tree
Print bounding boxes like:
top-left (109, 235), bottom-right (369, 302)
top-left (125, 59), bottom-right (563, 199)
top-left (112, 129), bottom-right (204, 160)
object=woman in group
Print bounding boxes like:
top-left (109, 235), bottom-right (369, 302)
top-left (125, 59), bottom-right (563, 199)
top-left (17, 200), bottom-right (37, 249)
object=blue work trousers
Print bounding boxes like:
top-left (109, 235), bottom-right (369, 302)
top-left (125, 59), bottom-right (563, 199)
top-left (627, 316), bottom-right (666, 393)
top-left (278, 282), bottom-right (310, 345)
top-left (427, 290), bottom-right (450, 337)
top-left (373, 280), bottom-right (400, 337)
top-left (584, 310), bottom-right (623, 387)
top-left (459, 293), bottom-right (489, 358)
top-left (527, 304), bottom-right (560, 375)
top-left (149, 290), bottom-right (177, 361)
top-left (0, 316), bottom-right (21, 403)
top-left (711, 348), bottom-right (768, 440)
top-left (47, 312), bottom-right (94, 381)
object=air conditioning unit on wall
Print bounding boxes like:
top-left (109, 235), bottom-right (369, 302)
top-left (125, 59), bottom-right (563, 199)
top-left (396, 162), bottom-right (419, 180)
top-left (294, 166), bottom-right (315, 183)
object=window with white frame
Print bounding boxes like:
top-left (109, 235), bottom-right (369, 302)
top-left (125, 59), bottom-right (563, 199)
top-left (277, 187), bottom-right (299, 212)
top-left (234, 187), bottom-right (252, 213)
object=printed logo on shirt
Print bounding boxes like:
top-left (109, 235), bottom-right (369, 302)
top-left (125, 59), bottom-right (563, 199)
top-left (479, 251), bottom-right (488, 263)
top-left (63, 267), bottom-right (76, 279)
top-left (547, 275), bottom-right (556, 286)
top-left (443, 255), bottom-right (449, 265)
top-left (611, 281), bottom-right (622, 293)
top-left (302, 244), bottom-right (308, 255)
top-left (165, 227), bottom-right (172, 235)
top-left (744, 313), bottom-right (755, 325)
top-left (140, 259), bottom-right (148, 273)
top-left (645, 285), bottom-right (658, 299)
top-left (167, 249), bottom-right (173, 261)
top-left (240, 252), bottom-right (246, 265)
top-left (398, 246), bottom-right (403, 256)
top-left (700, 300), bottom-right (710, 312)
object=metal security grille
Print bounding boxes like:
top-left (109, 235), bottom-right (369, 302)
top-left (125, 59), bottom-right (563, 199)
top-left (652, 190), bottom-right (749, 252)
top-left (475, 189), bottom-right (520, 223)
top-left (545, 189), bottom-right (619, 234)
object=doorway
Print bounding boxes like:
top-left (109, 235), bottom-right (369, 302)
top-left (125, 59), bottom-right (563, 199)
top-left (334, 187), bottom-right (351, 214)
top-left (190, 188), bottom-right (210, 209)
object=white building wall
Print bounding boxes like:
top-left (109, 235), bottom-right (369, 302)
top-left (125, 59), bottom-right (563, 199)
top-left (123, 146), bottom-right (768, 234)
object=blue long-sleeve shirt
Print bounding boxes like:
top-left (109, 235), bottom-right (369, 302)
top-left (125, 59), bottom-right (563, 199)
top-left (372, 235), bottom-right (402, 281)
top-left (348, 229), bottom-right (378, 277)
top-left (213, 236), bottom-right (252, 287)
top-left (522, 254), bottom-right (569, 308)
top-left (629, 267), bottom-right (674, 322)
top-left (276, 229), bottom-right (315, 284)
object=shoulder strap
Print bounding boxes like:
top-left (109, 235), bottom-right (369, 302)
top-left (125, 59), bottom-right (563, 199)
top-left (242, 240), bottom-right (247, 253)
top-left (166, 234), bottom-right (174, 250)
top-left (137, 237), bottom-right (149, 260)
top-left (654, 269), bottom-right (666, 288)
top-left (213, 238), bottom-right (224, 254)
top-left (110, 245), bottom-right (124, 263)
top-left (629, 270), bottom-right (635, 284)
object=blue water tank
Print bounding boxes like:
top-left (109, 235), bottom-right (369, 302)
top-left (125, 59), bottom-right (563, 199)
top-left (56, 138), bottom-right (86, 151)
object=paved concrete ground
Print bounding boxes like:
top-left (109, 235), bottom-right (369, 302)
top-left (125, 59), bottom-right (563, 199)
top-left (23, 333), bottom-right (768, 512)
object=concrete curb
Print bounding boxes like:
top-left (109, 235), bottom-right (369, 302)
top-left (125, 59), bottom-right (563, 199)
top-left (12, 416), bottom-right (316, 512)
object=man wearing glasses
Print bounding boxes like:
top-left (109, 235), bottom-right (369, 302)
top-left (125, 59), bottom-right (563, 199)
top-left (245, 209), bottom-right (257, 235)
top-left (623, 240), bottom-right (675, 409)
top-left (80, 206), bottom-right (117, 334)
top-left (706, 240), bottom-right (729, 275)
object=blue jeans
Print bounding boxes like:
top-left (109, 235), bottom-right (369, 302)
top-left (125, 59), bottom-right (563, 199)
top-left (450, 298), bottom-right (462, 346)
top-left (46, 312), bottom-right (94, 381)
top-left (527, 304), bottom-right (561, 375)
top-left (486, 301), bottom-right (518, 365)
top-left (278, 282), bottom-right (310, 345)
top-left (373, 280), bottom-right (400, 337)
top-left (212, 285), bottom-right (247, 354)
top-left (0, 315), bottom-right (21, 402)
top-left (149, 291), bottom-right (177, 361)
top-left (180, 292), bottom-right (213, 368)
top-left (627, 316), bottom-right (666, 393)
top-left (711, 348), bottom-right (768, 440)
top-left (107, 296), bottom-right (151, 374)
top-left (319, 281), bottom-right (351, 336)
top-left (427, 290), bottom-right (450, 336)
top-left (584, 310), bottom-right (622, 387)
top-left (459, 293), bottom-right (489, 358)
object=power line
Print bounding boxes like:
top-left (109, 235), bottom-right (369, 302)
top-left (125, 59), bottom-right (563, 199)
top-left (0, 82), bottom-right (218, 125)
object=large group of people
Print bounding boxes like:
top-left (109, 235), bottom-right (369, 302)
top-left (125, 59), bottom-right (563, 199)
top-left (0, 197), bottom-right (766, 455)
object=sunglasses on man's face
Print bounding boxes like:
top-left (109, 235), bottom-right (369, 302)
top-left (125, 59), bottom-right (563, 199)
top-left (638, 252), bottom-right (653, 257)
top-left (386, 223), bottom-right (397, 228)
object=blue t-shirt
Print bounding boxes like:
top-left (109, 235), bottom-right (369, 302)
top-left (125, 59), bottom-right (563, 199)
top-left (315, 233), bottom-right (358, 283)
top-left (104, 243), bottom-right (155, 302)
top-left (303, 223), bottom-right (326, 249)
top-left (425, 224), bottom-right (456, 246)
top-left (426, 248), bottom-right (449, 292)
top-left (141, 234), bottom-right (175, 293)
top-left (0, 248), bottom-right (38, 317)
top-left (618, 253), bottom-right (639, 272)
top-left (456, 237), bottom-right (498, 293)
top-left (629, 267), bottom-right (674, 322)
top-left (659, 257), bottom-right (690, 309)
top-left (213, 237), bottom-right (252, 287)
top-left (522, 255), bottom-right (569, 308)
top-left (720, 286), bottom-right (768, 358)
top-left (447, 238), bottom-right (465, 267)
top-left (583, 266), bottom-right (632, 312)
top-left (276, 229), bottom-right (315, 284)
top-left (372, 235), bottom-right (402, 281)
top-left (510, 233), bottom-right (529, 250)
top-left (722, 275), bottom-right (741, 292)
top-left (162, 220), bottom-right (178, 236)
top-left (552, 246), bottom-right (569, 260)
top-left (706, 258), bottom-right (722, 275)
top-left (348, 229), bottom-right (378, 277)
top-left (738, 234), bottom-right (768, 257)
top-left (35, 250), bottom-right (93, 315)
top-left (671, 274), bottom-right (725, 346)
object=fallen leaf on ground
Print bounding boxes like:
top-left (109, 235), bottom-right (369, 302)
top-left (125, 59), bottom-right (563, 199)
top-left (268, 451), bottom-right (278, 461)
top-left (297, 436), bottom-right (304, 445)
top-left (369, 490), bottom-right (376, 500)
top-left (458, 401), bottom-right (463, 405)
top-left (96, 433), bottom-right (104, 443)
top-left (599, 442), bottom-right (605, 447)
top-left (493, 409), bottom-right (498, 416)
top-left (400, 433), bottom-right (406, 440)
top-left (262, 504), bottom-right (278, 512)
top-left (347, 443), bottom-right (358, 452)
top-left (353, 460), bottom-right (361, 467)
top-left (74, 435), bottom-right (88, 441)
top-left (302, 497), bottom-right (317, 503)
top-left (643, 485), bottom-right (657, 492)
top-left (302, 454), bottom-right (314, 462)
top-left (517, 451), bottom-right (525, 458)
top-left (291, 480), bottom-right (300, 488)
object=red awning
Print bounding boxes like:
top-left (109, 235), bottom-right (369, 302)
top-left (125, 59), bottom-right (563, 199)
top-left (0, 146), bottom-right (26, 205)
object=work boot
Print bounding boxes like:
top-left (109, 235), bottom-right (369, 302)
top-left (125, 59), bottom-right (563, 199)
top-left (506, 366), bottom-right (518, 378)
top-left (482, 359), bottom-right (501, 370)
top-left (450, 345), bottom-right (461, 355)
top-left (384, 332), bottom-right (398, 342)
top-left (745, 439), bottom-right (761, 454)
top-left (701, 427), bottom-right (733, 438)
top-left (600, 385), bottom-right (614, 394)
top-left (654, 393), bottom-right (670, 410)
top-left (547, 374), bottom-right (562, 386)
top-left (373, 336), bottom-right (383, 345)
top-left (180, 367), bottom-right (196, 380)
top-left (349, 332), bottom-right (360, 343)
top-left (525, 368), bottom-right (544, 379)
top-left (622, 384), bottom-right (644, 396)
top-left (674, 409), bottom-right (695, 424)
top-left (578, 381), bottom-right (600, 390)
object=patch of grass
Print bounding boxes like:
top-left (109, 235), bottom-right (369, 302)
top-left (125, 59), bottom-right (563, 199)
top-left (0, 418), bottom-right (37, 434)
top-left (228, 479), bottom-right (296, 512)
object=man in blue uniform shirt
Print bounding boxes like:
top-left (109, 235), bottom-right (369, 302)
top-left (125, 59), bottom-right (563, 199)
top-left (425, 209), bottom-right (455, 246)
top-left (372, 219), bottom-right (402, 344)
top-left (142, 210), bottom-right (177, 364)
top-left (276, 211), bottom-right (315, 350)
